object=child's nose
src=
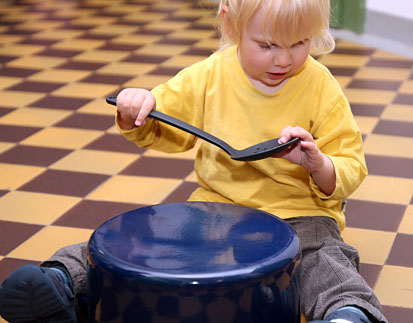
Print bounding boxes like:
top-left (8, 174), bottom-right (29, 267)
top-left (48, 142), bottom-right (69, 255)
top-left (273, 49), bottom-right (292, 67)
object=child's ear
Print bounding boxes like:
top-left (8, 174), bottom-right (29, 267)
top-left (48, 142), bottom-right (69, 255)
top-left (220, 5), bottom-right (234, 38)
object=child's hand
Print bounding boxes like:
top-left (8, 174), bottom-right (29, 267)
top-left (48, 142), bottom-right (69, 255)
top-left (116, 88), bottom-right (156, 130)
top-left (276, 126), bottom-right (323, 172)
top-left (276, 126), bottom-right (336, 195)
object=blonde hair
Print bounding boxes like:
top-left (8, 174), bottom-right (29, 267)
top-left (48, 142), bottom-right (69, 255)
top-left (217, 0), bottom-right (335, 55)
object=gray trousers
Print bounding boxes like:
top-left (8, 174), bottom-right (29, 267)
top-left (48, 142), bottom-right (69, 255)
top-left (42, 217), bottom-right (387, 322)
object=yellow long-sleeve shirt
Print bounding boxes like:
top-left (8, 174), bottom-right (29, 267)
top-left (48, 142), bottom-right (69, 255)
top-left (118, 46), bottom-right (367, 230)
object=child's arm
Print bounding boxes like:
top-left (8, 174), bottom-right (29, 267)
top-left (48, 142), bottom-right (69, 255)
top-left (116, 88), bottom-right (156, 130)
top-left (277, 126), bottom-right (336, 196)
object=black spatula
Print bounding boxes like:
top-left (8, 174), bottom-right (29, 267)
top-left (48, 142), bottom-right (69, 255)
top-left (106, 96), bottom-right (298, 161)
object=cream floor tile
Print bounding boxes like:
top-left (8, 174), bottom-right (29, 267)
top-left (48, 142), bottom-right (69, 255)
top-left (354, 67), bottom-right (411, 81)
top-left (335, 76), bottom-right (352, 89)
top-left (106, 125), bottom-right (119, 134)
top-left (86, 175), bottom-right (182, 204)
top-left (349, 175), bottom-right (413, 205)
top-left (0, 90), bottom-right (45, 108)
top-left (0, 76), bottom-right (22, 90)
top-left (185, 171), bottom-right (198, 182)
top-left (0, 107), bottom-right (71, 127)
top-left (0, 191), bottom-right (80, 225)
top-left (0, 34), bottom-right (24, 45)
top-left (6, 55), bottom-right (66, 70)
top-left (16, 21), bottom-right (64, 31)
top-left (50, 149), bottom-right (139, 175)
top-left (372, 50), bottom-right (412, 60)
top-left (317, 54), bottom-right (370, 68)
top-left (77, 98), bottom-right (115, 115)
top-left (51, 82), bottom-right (118, 99)
top-left (21, 127), bottom-right (103, 149)
top-left (381, 104), bottom-right (413, 122)
top-left (51, 38), bottom-right (105, 51)
top-left (8, 226), bottom-right (93, 261)
top-left (0, 163), bottom-right (44, 190)
top-left (363, 134), bottom-right (413, 159)
top-left (399, 80), bottom-right (413, 94)
top-left (193, 38), bottom-right (220, 50)
top-left (70, 16), bottom-right (117, 26)
top-left (28, 69), bottom-right (92, 83)
top-left (88, 24), bottom-right (139, 36)
top-left (161, 55), bottom-right (206, 68)
top-left (98, 62), bottom-right (157, 76)
top-left (72, 49), bottom-right (130, 63)
top-left (375, 265), bottom-right (413, 307)
top-left (110, 34), bottom-right (163, 46)
top-left (335, 40), bottom-right (371, 49)
top-left (53, 8), bottom-right (98, 19)
top-left (344, 88), bottom-right (396, 105)
top-left (398, 205), bottom-right (413, 235)
top-left (353, 116), bottom-right (379, 135)
top-left (168, 29), bottom-right (216, 41)
top-left (0, 43), bottom-right (44, 56)
top-left (123, 75), bottom-right (172, 89)
top-left (0, 142), bottom-right (14, 155)
top-left (172, 8), bottom-right (206, 19)
top-left (143, 20), bottom-right (190, 31)
top-left (143, 144), bottom-right (199, 159)
top-left (31, 29), bottom-right (84, 40)
top-left (135, 44), bottom-right (188, 56)
top-left (341, 228), bottom-right (396, 265)
top-left (122, 12), bottom-right (166, 23)
top-left (101, 4), bottom-right (144, 15)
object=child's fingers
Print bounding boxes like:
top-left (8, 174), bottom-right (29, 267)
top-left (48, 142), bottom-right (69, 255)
top-left (136, 94), bottom-right (155, 126)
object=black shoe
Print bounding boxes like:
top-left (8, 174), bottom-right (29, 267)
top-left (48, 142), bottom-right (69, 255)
top-left (0, 264), bottom-right (76, 322)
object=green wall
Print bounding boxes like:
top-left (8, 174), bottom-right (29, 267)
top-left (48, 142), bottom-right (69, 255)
top-left (330, 0), bottom-right (366, 34)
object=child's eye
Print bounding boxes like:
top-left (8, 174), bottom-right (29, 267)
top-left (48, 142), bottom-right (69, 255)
top-left (258, 42), bottom-right (271, 50)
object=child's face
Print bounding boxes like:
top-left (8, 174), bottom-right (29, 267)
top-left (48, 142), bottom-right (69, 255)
top-left (238, 6), bottom-right (310, 94)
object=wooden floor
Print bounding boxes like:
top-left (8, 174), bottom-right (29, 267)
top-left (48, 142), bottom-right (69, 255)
top-left (0, 0), bottom-right (412, 322)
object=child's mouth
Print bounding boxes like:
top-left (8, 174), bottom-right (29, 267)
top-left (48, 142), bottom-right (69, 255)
top-left (267, 72), bottom-right (286, 80)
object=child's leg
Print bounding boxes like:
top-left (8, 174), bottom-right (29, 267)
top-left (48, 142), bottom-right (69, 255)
top-left (42, 241), bottom-right (88, 297)
top-left (286, 217), bottom-right (387, 323)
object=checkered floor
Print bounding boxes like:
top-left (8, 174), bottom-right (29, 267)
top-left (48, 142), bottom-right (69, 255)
top-left (0, 0), bottom-right (412, 322)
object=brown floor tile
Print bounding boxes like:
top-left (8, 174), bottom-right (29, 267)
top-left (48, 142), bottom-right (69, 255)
top-left (184, 48), bottom-right (214, 56)
top-left (331, 47), bottom-right (376, 56)
top-left (29, 96), bottom-right (91, 110)
top-left (350, 103), bottom-right (385, 117)
top-left (0, 220), bottom-right (43, 255)
top-left (365, 155), bottom-right (413, 178)
top-left (79, 33), bottom-right (117, 41)
top-left (7, 80), bottom-right (64, 93)
top-left (18, 169), bottom-right (109, 197)
top-left (0, 190), bottom-right (8, 197)
top-left (138, 29), bottom-right (173, 36)
top-left (393, 93), bottom-right (413, 105)
top-left (0, 258), bottom-right (41, 286)
top-left (122, 54), bottom-right (169, 64)
top-left (36, 48), bottom-right (82, 58)
top-left (0, 107), bottom-right (13, 117)
top-left (53, 200), bottom-right (143, 229)
top-left (99, 43), bottom-right (143, 51)
top-left (80, 73), bottom-right (133, 85)
top-left (0, 145), bottom-right (71, 167)
top-left (0, 55), bottom-right (18, 64)
top-left (373, 120), bottom-right (413, 137)
top-left (367, 58), bottom-right (413, 69)
top-left (161, 181), bottom-right (198, 203)
top-left (382, 306), bottom-right (413, 323)
top-left (386, 233), bottom-right (413, 267)
top-left (359, 263), bottom-right (382, 289)
top-left (347, 79), bottom-right (401, 91)
top-left (0, 125), bottom-right (40, 142)
top-left (0, 67), bottom-right (40, 77)
top-left (157, 37), bottom-right (199, 46)
top-left (55, 113), bottom-right (114, 130)
top-left (120, 156), bottom-right (194, 178)
top-left (325, 66), bottom-right (358, 76)
top-left (346, 199), bottom-right (405, 232)
top-left (84, 133), bottom-right (145, 154)
top-left (19, 39), bottom-right (59, 46)
top-left (149, 66), bottom-right (184, 76)
top-left (57, 61), bottom-right (106, 71)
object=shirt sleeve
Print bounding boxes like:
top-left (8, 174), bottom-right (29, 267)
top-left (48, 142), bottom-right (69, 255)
top-left (116, 60), bottom-right (210, 153)
top-left (309, 94), bottom-right (368, 200)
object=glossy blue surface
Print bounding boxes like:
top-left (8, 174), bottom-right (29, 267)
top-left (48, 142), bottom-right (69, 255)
top-left (88, 202), bottom-right (301, 323)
